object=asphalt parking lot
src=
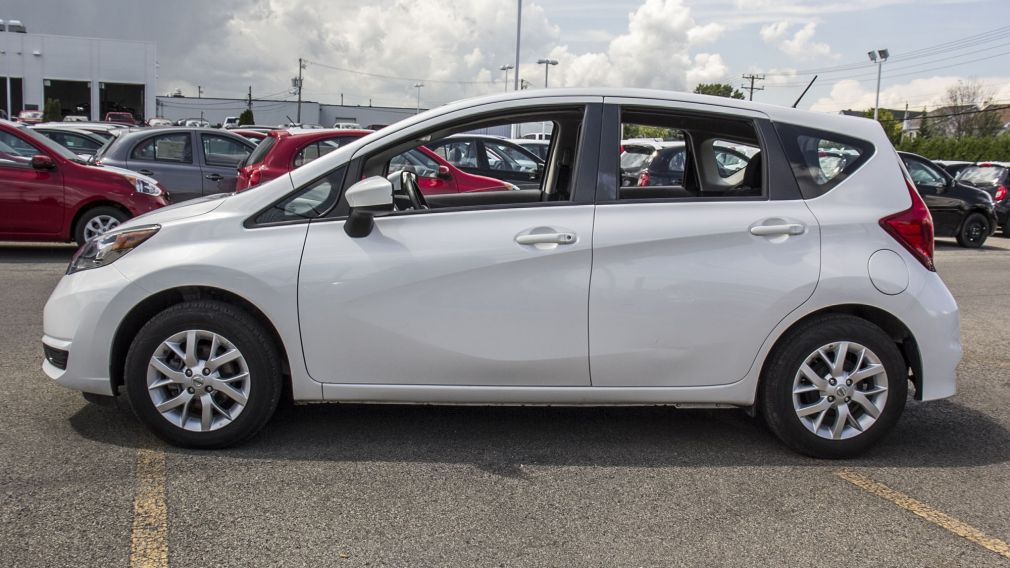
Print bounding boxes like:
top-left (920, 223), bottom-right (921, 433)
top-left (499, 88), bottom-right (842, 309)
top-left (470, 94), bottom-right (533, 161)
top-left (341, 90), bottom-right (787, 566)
top-left (1, 238), bottom-right (1008, 567)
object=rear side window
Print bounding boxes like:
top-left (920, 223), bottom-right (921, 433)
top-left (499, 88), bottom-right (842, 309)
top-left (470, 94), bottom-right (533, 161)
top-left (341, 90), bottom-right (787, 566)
top-left (132, 133), bottom-right (193, 163)
top-left (293, 137), bottom-right (353, 168)
top-left (245, 135), bottom-right (277, 167)
top-left (775, 123), bottom-right (874, 199)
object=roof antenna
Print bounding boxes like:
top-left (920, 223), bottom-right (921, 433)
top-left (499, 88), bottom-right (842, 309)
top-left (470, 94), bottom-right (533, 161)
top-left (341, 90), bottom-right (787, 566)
top-left (792, 75), bottom-right (818, 109)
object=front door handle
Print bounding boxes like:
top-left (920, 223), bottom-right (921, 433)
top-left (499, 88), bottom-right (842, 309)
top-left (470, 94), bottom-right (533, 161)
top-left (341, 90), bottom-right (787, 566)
top-left (515, 232), bottom-right (577, 245)
top-left (205, 173), bottom-right (224, 181)
top-left (750, 223), bottom-right (805, 237)
top-left (137, 169), bottom-right (155, 176)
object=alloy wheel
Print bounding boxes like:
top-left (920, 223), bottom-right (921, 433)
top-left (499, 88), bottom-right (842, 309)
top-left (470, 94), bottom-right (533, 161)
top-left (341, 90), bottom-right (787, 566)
top-left (792, 341), bottom-right (888, 440)
top-left (146, 330), bottom-right (251, 432)
top-left (83, 214), bottom-right (121, 241)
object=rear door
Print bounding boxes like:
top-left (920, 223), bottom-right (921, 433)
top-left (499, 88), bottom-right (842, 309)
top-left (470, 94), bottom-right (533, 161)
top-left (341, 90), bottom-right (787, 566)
top-left (903, 155), bottom-right (961, 235)
top-left (589, 100), bottom-right (820, 387)
top-left (199, 133), bottom-right (253, 195)
top-left (0, 130), bottom-right (64, 236)
top-left (126, 132), bottom-right (202, 202)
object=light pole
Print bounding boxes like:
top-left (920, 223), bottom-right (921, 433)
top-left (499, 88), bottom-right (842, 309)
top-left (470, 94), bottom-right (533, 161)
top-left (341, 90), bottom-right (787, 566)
top-left (868, 48), bottom-right (889, 121)
top-left (500, 64), bottom-right (514, 92)
top-left (537, 58), bottom-right (558, 88)
top-left (413, 82), bottom-right (424, 114)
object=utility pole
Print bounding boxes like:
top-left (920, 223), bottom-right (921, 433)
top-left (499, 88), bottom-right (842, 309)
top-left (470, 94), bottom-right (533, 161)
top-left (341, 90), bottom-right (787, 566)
top-left (537, 59), bottom-right (558, 88)
top-left (740, 74), bottom-right (764, 101)
top-left (414, 82), bottom-right (424, 114)
top-left (295, 58), bottom-right (306, 123)
top-left (868, 49), bottom-right (889, 121)
top-left (514, 0), bottom-right (521, 92)
top-left (246, 86), bottom-right (252, 111)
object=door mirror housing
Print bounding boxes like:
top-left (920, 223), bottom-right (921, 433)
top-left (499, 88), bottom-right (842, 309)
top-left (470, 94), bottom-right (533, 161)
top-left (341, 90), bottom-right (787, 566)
top-left (436, 165), bottom-right (452, 180)
top-left (31, 154), bottom-right (57, 171)
top-left (344, 176), bottom-right (394, 238)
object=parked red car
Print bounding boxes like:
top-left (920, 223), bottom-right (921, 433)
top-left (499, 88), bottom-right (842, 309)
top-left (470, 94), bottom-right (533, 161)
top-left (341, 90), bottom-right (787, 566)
top-left (235, 129), bottom-right (513, 194)
top-left (104, 112), bottom-right (138, 126)
top-left (0, 120), bottom-right (168, 244)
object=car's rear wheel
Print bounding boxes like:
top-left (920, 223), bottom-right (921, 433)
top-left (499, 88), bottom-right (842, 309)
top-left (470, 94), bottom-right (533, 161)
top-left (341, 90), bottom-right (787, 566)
top-left (955, 212), bottom-right (988, 248)
top-left (760, 314), bottom-right (907, 458)
top-left (74, 206), bottom-right (129, 244)
top-left (124, 300), bottom-right (282, 448)
top-left (1002, 220), bottom-right (1010, 237)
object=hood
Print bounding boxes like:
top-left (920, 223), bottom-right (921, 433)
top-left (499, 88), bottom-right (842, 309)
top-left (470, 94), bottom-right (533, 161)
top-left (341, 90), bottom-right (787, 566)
top-left (94, 164), bottom-right (161, 187)
top-left (120, 193), bottom-right (231, 229)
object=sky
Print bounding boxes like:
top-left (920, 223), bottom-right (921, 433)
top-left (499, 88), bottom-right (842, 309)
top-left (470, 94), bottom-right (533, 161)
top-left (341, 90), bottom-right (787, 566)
top-left (5, 0), bottom-right (1010, 113)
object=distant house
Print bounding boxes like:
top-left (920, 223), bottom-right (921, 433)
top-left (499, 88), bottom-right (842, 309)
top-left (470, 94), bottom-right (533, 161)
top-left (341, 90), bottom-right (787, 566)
top-left (839, 108), bottom-right (925, 139)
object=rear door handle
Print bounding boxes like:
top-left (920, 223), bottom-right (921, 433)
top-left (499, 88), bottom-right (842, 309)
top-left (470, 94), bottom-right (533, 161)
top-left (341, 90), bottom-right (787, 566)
top-left (515, 232), bottom-right (577, 245)
top-left (137, 169), bottom-right (154, 176)
top-left (205, 173), bottom-right (224, 181)
top-left (750, 223), bottom-right (805, 237)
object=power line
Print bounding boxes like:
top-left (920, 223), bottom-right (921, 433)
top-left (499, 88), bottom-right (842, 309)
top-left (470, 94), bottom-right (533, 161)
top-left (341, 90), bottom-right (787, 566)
top-left (741, 73), bottom-right (764, 101)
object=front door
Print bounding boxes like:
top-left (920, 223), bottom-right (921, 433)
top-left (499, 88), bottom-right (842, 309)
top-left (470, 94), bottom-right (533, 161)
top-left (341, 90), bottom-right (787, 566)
top-left (0, 130), bottom-right (64, 236)
top-left (298, 205), bottom-right (594, 386)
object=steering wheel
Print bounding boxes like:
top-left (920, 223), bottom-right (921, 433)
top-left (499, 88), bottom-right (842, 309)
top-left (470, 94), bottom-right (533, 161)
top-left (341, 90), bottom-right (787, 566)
top-left (400, 170), bottom-right (428, 211)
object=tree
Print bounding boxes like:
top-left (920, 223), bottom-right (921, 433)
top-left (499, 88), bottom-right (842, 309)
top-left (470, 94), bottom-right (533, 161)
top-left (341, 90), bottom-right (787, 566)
top-left (693, 83), bottom-right (745, 99)
top-left (622, 123), bottom-right (682, 140)
top-left (43, 98), bottom-right (62, 122)
top-left (940, 80), bottom-right (1001, 138)
top-left (238, 108), bottom-right (255, 126)
top-left (863, 108), bottom-right (902, 145)
top-left (916, 107), bottom-right (934, 139)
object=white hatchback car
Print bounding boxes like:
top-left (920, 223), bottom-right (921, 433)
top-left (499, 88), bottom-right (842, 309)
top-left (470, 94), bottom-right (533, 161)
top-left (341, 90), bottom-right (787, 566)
top-left (42, 89), bottom-right (961, 457)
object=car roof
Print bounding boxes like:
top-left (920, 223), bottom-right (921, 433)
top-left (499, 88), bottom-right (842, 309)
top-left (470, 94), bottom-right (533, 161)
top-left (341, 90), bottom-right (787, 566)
top-left (31, 126), bottom-right (101, 137)
top-left (268, 128), bottom-right (373, 140)
top-left (510, 138), bottom-right (548, 145)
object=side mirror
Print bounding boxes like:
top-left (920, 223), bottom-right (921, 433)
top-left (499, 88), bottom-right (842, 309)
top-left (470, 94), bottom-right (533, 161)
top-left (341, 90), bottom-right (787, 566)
top-left (436, 165), bottom-right (451, 180)
top-left (31, 154), bottom-right (57, 171)
top-left (344, 176), bottom-right (394, 238)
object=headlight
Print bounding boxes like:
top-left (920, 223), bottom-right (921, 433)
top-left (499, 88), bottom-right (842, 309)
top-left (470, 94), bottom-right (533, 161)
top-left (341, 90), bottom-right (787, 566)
top-left (504, 182), bottom-right (521, 191)
top-left (126, 175), bottom-right (163, 196)
top-left (67, 225), bottom-right (160, 274)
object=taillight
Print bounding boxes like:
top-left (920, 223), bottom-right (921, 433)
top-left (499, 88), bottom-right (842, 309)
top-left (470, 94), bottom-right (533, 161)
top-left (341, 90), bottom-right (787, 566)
top-left (880, 178), bottom-right (935, 272)
top-left (995, 185), bottom-right (1007, 202)
top-left (248, 167), bottom-right (263, 187)
top-left (637, 171), bottom-right (650, 186)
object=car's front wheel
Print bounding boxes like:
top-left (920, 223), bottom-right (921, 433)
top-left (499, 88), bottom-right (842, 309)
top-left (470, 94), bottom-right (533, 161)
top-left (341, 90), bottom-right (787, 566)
top-left (956, 212), bottom-right (989, 248)
top-left (760, 314), bottom-right (907, 458)
top-left (124, 300), bottom-right (283, 448)
top-left (74, 206), bottom-right (129, 244)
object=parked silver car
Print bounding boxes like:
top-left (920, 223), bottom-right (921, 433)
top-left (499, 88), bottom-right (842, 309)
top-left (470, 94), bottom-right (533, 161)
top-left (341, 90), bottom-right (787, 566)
top-left (94, 127), bottom-right (255, 202)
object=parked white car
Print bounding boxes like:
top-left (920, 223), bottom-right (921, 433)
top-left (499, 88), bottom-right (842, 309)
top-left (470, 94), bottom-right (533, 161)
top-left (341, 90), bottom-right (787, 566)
top-left (42, 88), bottom-right (961, 457)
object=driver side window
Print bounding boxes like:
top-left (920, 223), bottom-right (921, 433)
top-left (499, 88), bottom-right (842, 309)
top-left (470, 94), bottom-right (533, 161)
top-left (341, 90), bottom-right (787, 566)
top-left (907, 160), bottom-right (944, 187)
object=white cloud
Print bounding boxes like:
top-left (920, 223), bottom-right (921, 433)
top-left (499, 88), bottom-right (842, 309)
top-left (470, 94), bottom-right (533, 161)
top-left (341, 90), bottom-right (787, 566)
top-left (687, 53), bottom-right (729, 85)
top-left (759, 20), bottom-right (835, 61)
top-left (808, 76), bottom-right (1010, 112)
top-left (687, 22), bottom-right (726, 44)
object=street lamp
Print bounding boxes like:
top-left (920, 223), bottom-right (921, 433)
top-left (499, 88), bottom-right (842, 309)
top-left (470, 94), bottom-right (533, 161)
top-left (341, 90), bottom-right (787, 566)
top-left (868, 48), bottom-right (889, 121)
top-left (413, 82), bottom-right (424, 114)
top-left (536, 58), bottom-right (558, 88)
top-left (500, 64), bottom-right (514, 92)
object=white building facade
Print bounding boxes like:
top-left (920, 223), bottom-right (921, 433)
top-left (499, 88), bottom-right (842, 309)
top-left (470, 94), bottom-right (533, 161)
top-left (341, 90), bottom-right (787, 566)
top-left (1, 29), bottom-right (156, 121)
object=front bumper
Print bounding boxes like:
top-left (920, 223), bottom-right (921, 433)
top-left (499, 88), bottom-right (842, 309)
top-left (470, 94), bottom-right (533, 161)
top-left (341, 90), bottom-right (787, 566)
top-left (42, 265), bottom-right (149, 396)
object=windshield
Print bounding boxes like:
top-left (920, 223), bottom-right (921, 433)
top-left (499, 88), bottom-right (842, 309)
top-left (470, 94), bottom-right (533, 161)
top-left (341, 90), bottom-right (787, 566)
top-left (956, 166), bottom-right (1005, 187)
top-left (18, 125), bottom-right (86, 163)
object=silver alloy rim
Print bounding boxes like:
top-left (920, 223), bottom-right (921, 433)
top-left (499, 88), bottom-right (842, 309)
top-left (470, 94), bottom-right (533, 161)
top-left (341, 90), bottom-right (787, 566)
top-left (83, 214), bottom-right (120, 241)
top-left (792, 341), bottom-right (888, 440)
top-left (147, 330), bottom-right (250, 432)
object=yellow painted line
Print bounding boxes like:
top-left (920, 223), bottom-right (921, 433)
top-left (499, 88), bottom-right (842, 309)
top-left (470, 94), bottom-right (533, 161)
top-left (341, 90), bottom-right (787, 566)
top-left (130, 448), bottom-right (169, 568)
top-left (836, 469), bottom-right (1010, 560)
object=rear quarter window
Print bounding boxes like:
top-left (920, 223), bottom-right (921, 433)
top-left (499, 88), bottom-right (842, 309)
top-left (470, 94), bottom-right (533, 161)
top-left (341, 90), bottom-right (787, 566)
top-left (775, 123), bottom-right (874, 199)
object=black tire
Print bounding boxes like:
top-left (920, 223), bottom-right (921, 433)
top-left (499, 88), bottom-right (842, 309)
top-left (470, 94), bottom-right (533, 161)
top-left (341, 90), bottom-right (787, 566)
top-left (1002, 220), bottom-right (1010, 238)
top-left (955, 212), bottom-right (988, 248)
top-left (760, 314), bottom-right (908, 459)
top-left (73, 205), bottom-right (129, 245)
top-left (124, 300), bottom-right (283, 448)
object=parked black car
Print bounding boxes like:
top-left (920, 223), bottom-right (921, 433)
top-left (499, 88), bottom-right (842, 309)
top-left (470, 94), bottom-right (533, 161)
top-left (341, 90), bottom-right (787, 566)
top-left (934, 160), bottom-right (975, 179)
top-left (899, 151), bottom-right (997, 248)
top-left (93, 127), bottom-right (255, 202)
top-left (955, 163), bottom-right (1009, 236)
top-left (427, 134), bottom-right (543, 189)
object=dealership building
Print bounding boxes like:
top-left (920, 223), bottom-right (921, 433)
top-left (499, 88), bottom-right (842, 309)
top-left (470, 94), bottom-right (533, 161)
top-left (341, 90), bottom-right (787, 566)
top-left (1, 24), bottom-right (156, 121)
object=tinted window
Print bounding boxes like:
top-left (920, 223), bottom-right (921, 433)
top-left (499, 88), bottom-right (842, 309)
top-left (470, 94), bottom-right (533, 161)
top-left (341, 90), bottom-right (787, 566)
top-left (432, 140), bottom-right (479, 168)
top-left (483, 140), bottom-right (541, 172)
top-left (244, 135), bottom-right (277, 167)
top-left (957, 165), bottom-right (1006, 187)
top-left (45, 131), bottom-right (102, 152)
top-left (201, 134), bottom-right (250, 166)
top-left (906, 159), bottom-right (945, 187)
top-left (389, 148), bottom-right (441, 178)
top-left (132, 133), bottom-right (193, 163)
top-left (775, 124), bottom-right (873, 199)
top-left (0, 131), bottom-right (36, 166)
top-left (255, 166), bottom-right (346, 224)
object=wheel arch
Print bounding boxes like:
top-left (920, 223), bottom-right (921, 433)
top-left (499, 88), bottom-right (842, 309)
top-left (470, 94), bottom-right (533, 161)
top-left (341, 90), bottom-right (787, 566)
top-left (760, 303), bottom-right (923, 401)
top-left (109, 286), bottom-right (291, 396)
top-left (67, 200), bottom-right (132, 241)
